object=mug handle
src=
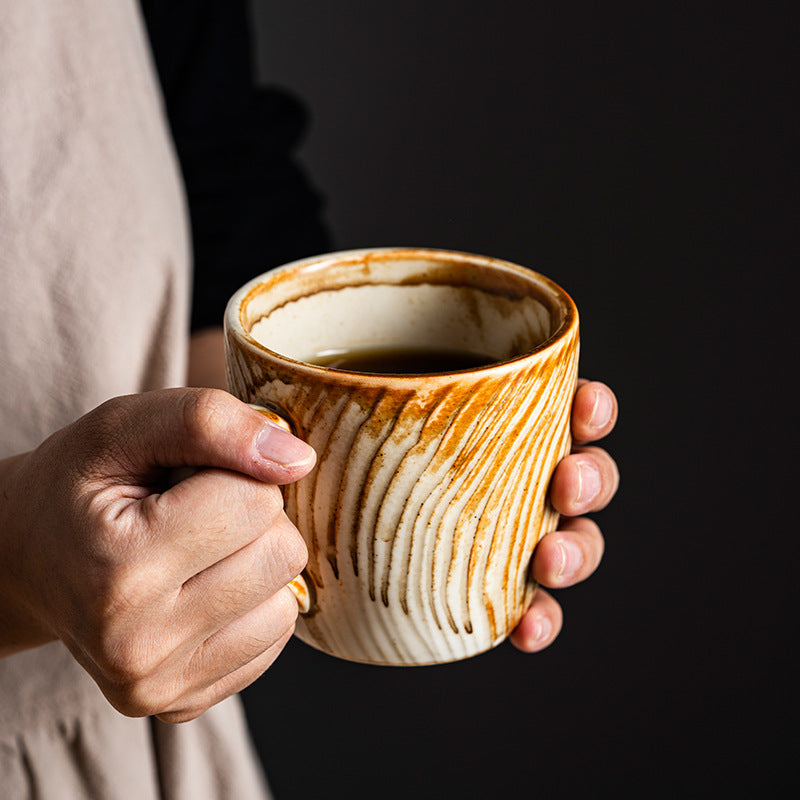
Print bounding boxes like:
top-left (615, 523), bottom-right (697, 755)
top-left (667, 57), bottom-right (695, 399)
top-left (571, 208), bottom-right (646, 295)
top-left (248, 403), bottom-right (312, 615)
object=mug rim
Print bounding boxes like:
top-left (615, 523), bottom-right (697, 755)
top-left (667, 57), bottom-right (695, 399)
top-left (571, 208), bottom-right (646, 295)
top-left (224, 247), bottom-right (578, 383)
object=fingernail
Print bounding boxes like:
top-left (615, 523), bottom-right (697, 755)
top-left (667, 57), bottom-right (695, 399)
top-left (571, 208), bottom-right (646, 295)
top-left (557, 539), bottom-right (583, 580)
top-left (575, 460), bottom-right (601, 505)
top-left (529, 615), bottom-right (552, 645)
top-left (589, 387), bottom-right (613, 430)
top-left (256, 423), bottom-right (315, 467)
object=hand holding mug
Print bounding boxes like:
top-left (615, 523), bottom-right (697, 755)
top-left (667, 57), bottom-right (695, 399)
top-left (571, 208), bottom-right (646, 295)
top-left (0, 388), bottom-right (315, 722)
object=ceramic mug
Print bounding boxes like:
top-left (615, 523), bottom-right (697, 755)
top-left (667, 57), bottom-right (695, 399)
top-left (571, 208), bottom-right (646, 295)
top-left (224, 248), bottom-right (579, 665)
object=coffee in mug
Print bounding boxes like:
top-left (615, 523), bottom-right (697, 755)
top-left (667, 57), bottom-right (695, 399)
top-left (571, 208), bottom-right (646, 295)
top-left (307, 345), bottom-right (497, 374)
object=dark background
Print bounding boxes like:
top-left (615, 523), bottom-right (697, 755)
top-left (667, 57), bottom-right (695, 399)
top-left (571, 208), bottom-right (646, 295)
top-left (239, 2), bottom-right (796, 797)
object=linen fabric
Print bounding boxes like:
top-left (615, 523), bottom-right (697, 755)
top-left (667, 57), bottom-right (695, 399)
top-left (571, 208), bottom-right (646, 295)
top-left (0, 2), bottom-right (271, 797)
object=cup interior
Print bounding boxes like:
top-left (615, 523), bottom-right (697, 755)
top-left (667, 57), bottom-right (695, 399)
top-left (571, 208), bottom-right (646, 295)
top-left (238, 249), bottom-right (575, 368)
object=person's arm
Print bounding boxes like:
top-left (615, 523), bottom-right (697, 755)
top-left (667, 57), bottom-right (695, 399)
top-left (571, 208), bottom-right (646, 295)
top-left (187, 326), bottom-right (227, 390)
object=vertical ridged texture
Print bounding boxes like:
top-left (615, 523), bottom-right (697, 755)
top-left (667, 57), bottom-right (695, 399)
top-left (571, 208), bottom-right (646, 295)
top-left (226, 325), bottom-right (579, 665)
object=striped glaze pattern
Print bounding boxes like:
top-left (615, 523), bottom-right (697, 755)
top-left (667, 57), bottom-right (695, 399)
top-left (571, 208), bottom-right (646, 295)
top-left (225, 249), bottom-right (579, 665)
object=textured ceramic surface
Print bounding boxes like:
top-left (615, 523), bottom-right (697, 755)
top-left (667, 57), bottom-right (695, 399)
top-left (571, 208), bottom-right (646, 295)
top-left (224, 248), bottom-right (579, 665)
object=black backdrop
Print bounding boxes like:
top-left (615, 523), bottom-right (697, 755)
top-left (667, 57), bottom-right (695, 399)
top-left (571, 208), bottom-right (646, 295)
top-left (239, 2), bottom-right (796, 797)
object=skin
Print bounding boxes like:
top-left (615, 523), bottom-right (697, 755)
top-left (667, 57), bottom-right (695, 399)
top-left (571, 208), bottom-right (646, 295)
top-left (509, 377), bottom-right (619, 652)
top-left (0, 327), bottom-right (618, 722)
top-left (189, 329), bottom-right (620, 654)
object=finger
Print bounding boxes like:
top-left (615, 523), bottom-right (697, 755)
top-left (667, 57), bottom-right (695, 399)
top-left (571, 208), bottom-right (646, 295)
top-left (176, 511), bottom-right (307, 636)
top-left (508, 589), bottom-right (563, 653)
top-left (530, 517), bottom-right (605, 589)
top-left (138, 468), bottom-right (286, 581)
top-left (549, 445), bottom-right (620, 516)
top-left (571, 380), bottom-right (618, 445)
top-left (155, 625), bottom-right (295, 724)
top-left (79, 585), bottom-right (299, 721)
top-left (181, 586), bottom-right (299, 700)
top-left (81, 387), bottom-right (316, 486)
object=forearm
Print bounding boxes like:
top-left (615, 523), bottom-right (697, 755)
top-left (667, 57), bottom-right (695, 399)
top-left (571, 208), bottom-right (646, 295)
top-left (187, 326), bottom-right (227, 390)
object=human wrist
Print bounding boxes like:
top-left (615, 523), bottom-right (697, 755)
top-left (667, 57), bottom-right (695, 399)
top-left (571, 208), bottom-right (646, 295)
top-left (0, 452), bottom-right (56, 657)
top-left (187, 326), bottom-right (226, 389)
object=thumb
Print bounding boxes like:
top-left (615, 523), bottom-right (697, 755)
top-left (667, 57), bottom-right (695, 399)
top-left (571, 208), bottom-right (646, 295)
top-left (67, 388), bottom-right (316, 486)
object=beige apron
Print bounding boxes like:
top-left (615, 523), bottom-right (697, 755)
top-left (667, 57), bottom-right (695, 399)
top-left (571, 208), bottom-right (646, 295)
top-left (0, 2), bottom-right (270, 797)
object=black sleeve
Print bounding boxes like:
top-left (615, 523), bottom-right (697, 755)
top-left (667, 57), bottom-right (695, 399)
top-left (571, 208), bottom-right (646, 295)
top-left (140, 0), bottom-right (331, 331)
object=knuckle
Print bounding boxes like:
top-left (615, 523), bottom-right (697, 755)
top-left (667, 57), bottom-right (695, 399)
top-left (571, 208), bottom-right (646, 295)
top-left (57, 413), bottom-right (116, 479)
top-left (270, 524), bottom-right (308, 582)
top-left (94, 634), bottom-right (178, 718)
top-left (91, 563), bottom-right (157, 625)
top-left (245, 590), bottom-right (298, 648)
top-left (274, 586), bottom-right (302, 627)
top-left (181, 388), bottom-right (233, 440)
top-left (95, 631), bottom-right (158, 687)
top-left (86, 395), bottom-right (131, 435)
top-left (80, 396), bottom-right (147, 474)
top-left (84, 497), bottom-right (152, 569)
top-left (87, 597), bottom-right (169, 692)
top-left (212, 579), bottom-right (259, 620)
top-left (108, 679), bottom-right (167, 719)
top-left (247, 482), bottom-right (284, 526)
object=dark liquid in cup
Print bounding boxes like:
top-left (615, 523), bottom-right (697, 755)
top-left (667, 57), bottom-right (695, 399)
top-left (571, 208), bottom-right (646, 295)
top-left (308, 345), bottom-right (498, 375)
